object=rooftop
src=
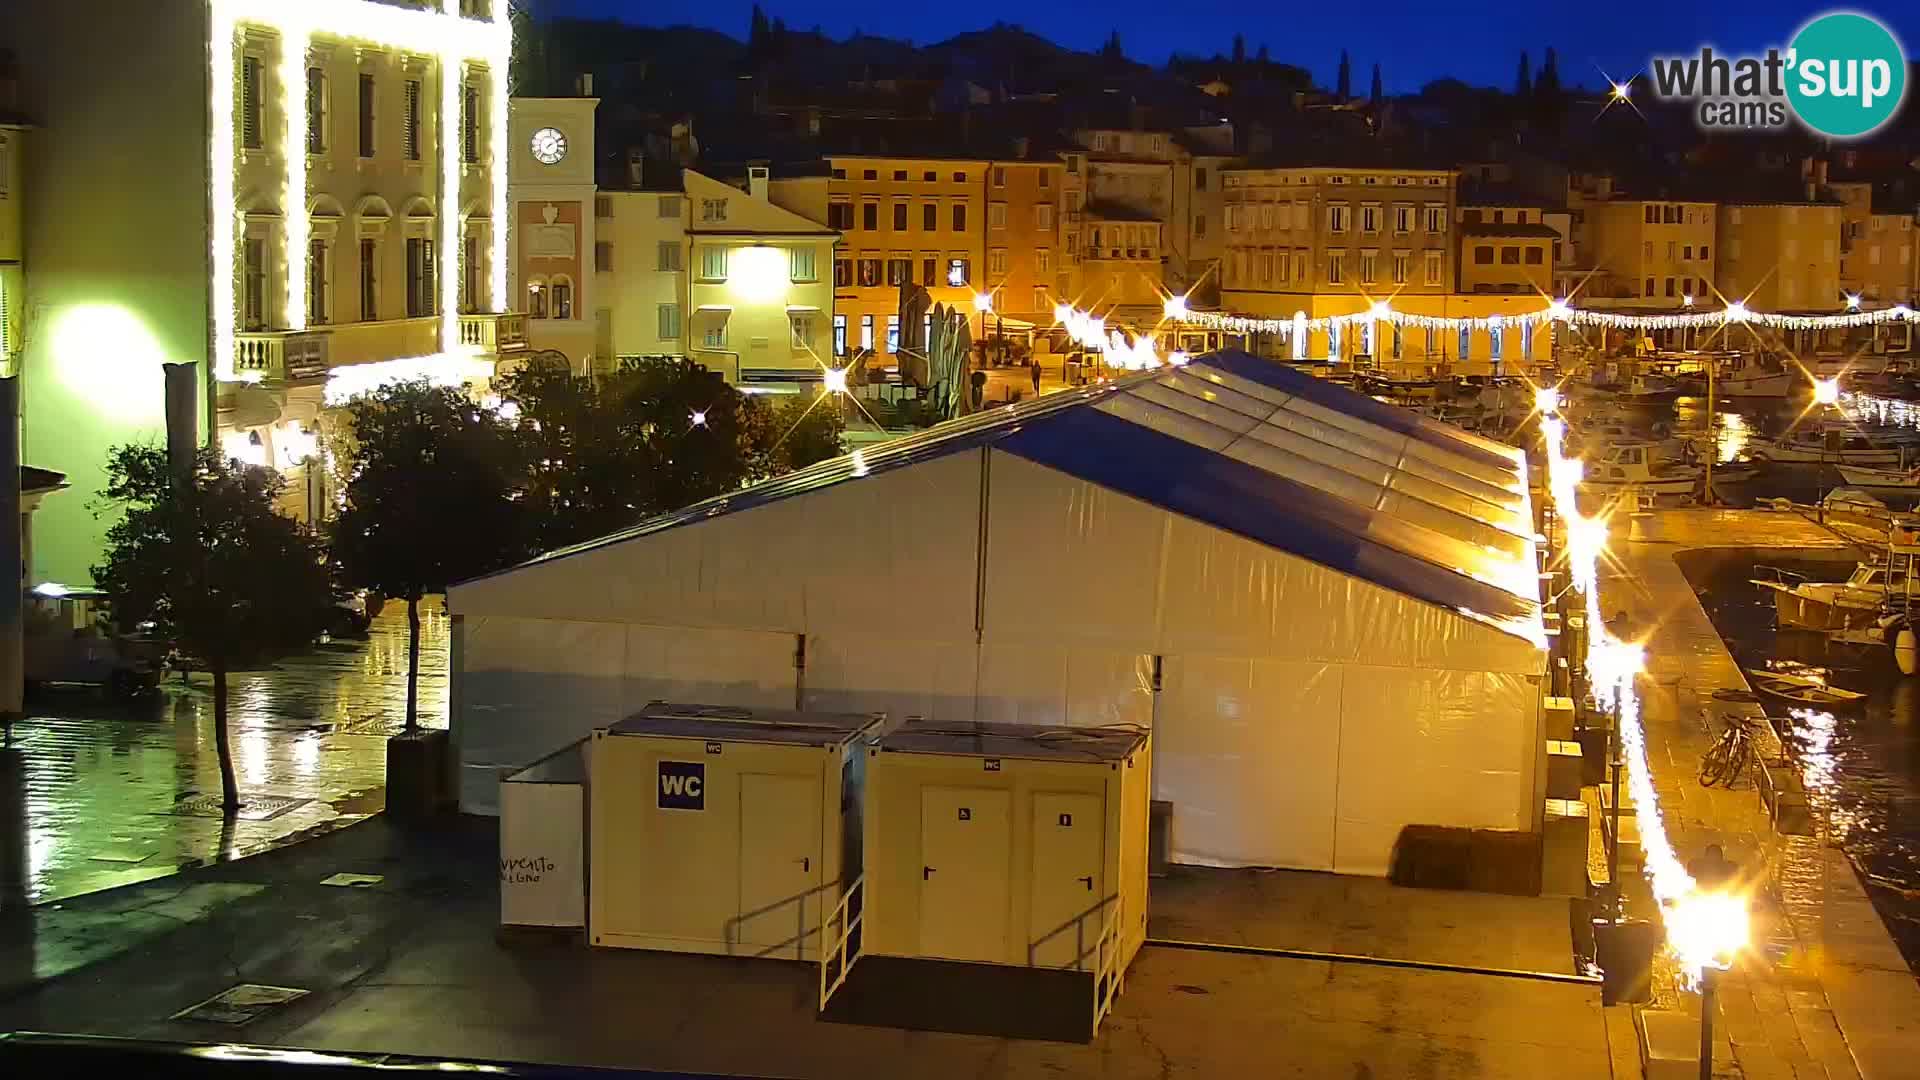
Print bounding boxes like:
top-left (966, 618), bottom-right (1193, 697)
top-left (605, 701), bottom-right (885, 748)
top-left (877, 720), bottom-right (1146, 763)
top-left (1461, 222), bottom-right (1561, 238)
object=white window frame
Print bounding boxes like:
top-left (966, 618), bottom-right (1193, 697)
top-left (699, 245), bottom-right (728, 282)
top-left (657, 303), bottom-right (680, 341)
top-left (790, 246), bottom-right (818, 282)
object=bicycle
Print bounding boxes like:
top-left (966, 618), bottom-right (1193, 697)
top-left (1699, 715), bottom-right (1759, 788)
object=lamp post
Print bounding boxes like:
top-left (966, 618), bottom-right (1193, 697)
top-left (1699, 966), bottom-right (1719, 1080)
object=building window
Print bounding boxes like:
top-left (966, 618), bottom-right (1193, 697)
top-left (305, 67), bottom-right (327, 154)
top-left (952, 204), bottom-right (967, 231)
top-left (862, 203), bottom-right (878, 230)
top-left (989, 203), bottom-right (1007, 230)
top-left (526, 279), bottom-right (547, 319)
top-left (1521, 320), bottom-right (1534, 359)
top-left (791, 247), bottom-right (817, 282)
top-left (595, 241), bottom-right (613, 272)
top-left (658, 241), bottom-right (682, 272)
top-left (1394, 205), bottom-right (1412, 233)
top-left (1699, 245), bottom-right (1710, 261)
top-left (1328, 205), bottom-right (1349, 233)
top-left (893, 202), bottom-right (908, 230)
top-left (992, 166), bottom-right (1006, 187)
top-left (462, 233), bottom-right (481, 313)
top-left (1665, 277), bottom-right (1676, 297)
top-left (699, 245), bottom-right (728, 281)
top-left (1194, 168), bottom-right (1208, 191)
top-left (308, 239), bottom-right (329, 324)
top-left (1034, 286), bottom-right (1048, 312)
top-left (659, 195), bottom-right (681, 218)
top-left (860, 314), bottom-right (874, 350)
top-left (948, 258), bottom-right (970, 286)
top-left (1361, 205), bottom-right (1379, 233)
top-left (702, 317), bottom-right (726, 349)
top-left (921, 257), bottom-right (938, 285)
top-left (892, 170), bottom-right (907, 181)
top-left (1500, 247), bottom-right (1520, 265)
top-left (832, 313), bottom-right (847, 355)
top-left (1392, 322), bottom-right (1403, 360)
top-left (828, 202), bottom-right (852, 230)
top-left (551, 277), bottom-right (574, 320)
top-left (1036, 248), bottom-right (1051, 273)
top-left (657, 303), bottom-right (680, 341)
top-left (856, 258), bottom-right (880, 286)
top-left (463, 84), bottom-right (480, 163)
top-left (791, 313), bottom-right (814, 349)
top-left (1194, 215), bottom-right (1206, 238)
top-left (923, 170), bottom-right (937, 182)
top-left (1358, 250), bottom-right (1377, 283)
top-left (357, 73), bottom-right (376, 158)
top-left (989, 248), bottom-right (1008, 275)
top-left (594, 195), bottom-right (612, 219)
top-left (1036, 205), bottom-right (1054, 231)
top-left (1327, 251), bottom-right (1345, 284)
top-left (1424, 250), bottom-right (1443, 285)
top-left (701, 198), bottom-right (728, 223)
top-left (1458, 325), bottom-right (1471, 360)
top-left (1524, 247), bottom-right (1543, 265)
top-left (241, 56), bottom-right (264, 150)
top-left (885, 315), bottom-right (900, 352)
top-left (1329, 322), bottom-right (1342, 360)
top-left (887, 258), bottom-right (911, 285)
top-left (1490, 323), bottom-right (1504, 361)
top-left (1424, 205), bottom-right (1445, 232)
top-left (952, 171), bottom-right (966, 182)
top-left (405, 237), bottom-right (435, 317)
top-left (359, 238), bottom-right (378, 320)
top-left (402, 79), bottom-right (421, 160)
top-left (1391, 252), bottom-right (1409, 283)
top-left (920, 202), bottom-right (936, 231)
top-left (243, 237), bottom-right (267, 329)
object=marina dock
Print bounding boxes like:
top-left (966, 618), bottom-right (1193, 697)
top-left (1612, 506), bottom-right (1920, 1078)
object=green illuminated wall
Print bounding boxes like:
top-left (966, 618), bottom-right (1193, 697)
top-left (0, 2), bottom-right (212, 586)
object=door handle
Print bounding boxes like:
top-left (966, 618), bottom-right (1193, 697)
top-left (1078, 875), bottom-right (1093, 890)
top-left (923, 866), bottom-right (936, 880)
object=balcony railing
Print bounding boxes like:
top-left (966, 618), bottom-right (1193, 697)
top-left (235, 330), bottom-right (330, 385)
top-left (460, 312), bottom-right (529, 353)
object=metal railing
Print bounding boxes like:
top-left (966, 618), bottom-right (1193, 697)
top-left (1091, 893), bottom-right (1125, 1037)
top-left (234, 330), bottom-right (330, 384)
top-left (721, 879), bottom-right (843, 961)
top-left (817, 874), bottom-right (865, 1012)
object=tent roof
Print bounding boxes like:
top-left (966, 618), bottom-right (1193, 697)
top-left (463, 350), bottom-right (1543, 645)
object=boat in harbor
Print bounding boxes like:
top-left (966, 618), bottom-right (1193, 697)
top-left (1745, 668), bottom-right (1867, 708)
top-left (1749, 427), bottom-right (1907, 466)
top-left (1708, 353), bottom-right (1801, 398)
top-left (1835, 464), bottom-right (1920, 492)
top-left (1582, 440), bottom-right (1702, 498)
top-left (1614, 372), bottom-right (1684, 404)
top-left (1752, 560), bottom-right (1907, 630)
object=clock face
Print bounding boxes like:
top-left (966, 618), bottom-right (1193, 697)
top-left (530, 127), bottom-right (567, 166)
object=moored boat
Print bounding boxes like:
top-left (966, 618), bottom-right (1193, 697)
top-left (1752, 560), bottom-right (1907, 630)
top-left (1745, 668), bottom-right (1866, 708)
top-left (1835, 464), bottom-right (1920, 492)
top-left (1582, 440), bottom-right (1702, 498)
top-left (1750, 428), bottom-right (1906, 466)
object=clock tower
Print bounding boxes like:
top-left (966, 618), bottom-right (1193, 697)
top-left (508, 92), bottom-right (599, 370)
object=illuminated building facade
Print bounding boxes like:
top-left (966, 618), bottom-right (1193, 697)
top-left (0, 0), bottom-right (521, 584)
top-left (510, 94), bottom-right (598, 366)
top-left (682, 169), bottom-right (838, 384)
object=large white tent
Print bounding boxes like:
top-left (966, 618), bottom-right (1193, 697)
top-left (448, 350), bottom-right (1548, 875)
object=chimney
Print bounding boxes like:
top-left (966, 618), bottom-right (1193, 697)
top-left (1012, 136), bottom-right (1030, 160)
top-left (577, 73), bottom-right (594, 97)
top-left (627, 148), bottom-right (644, 188)
top-left (748, 164), bottom-right (770, 201)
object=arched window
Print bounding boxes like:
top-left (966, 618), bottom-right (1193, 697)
top-left (549, 274), bottom-right (574, 320)
top-left (526, 276), bottom-right (549, 319)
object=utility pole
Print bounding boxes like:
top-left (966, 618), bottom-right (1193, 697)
top-left (1699, 966), bottom-right (1718, 1079)
top-left (1608, 695), bottom-right (1622, 925)
top-left (1702, 356), bottom-right (1717, 506)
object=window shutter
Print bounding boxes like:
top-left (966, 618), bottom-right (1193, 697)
top-left (358, 74), bottom-right (375, 157)
top-left (422, 239), bottom-right (435, 314)
top-left (241, 57), bottom-right (262, 149)
top-left (463, 86), bottom-right (479, 162)
top-left (306, 68), bottom-right (325, 153)
top-left (403, 80), bottom-right (420, 160)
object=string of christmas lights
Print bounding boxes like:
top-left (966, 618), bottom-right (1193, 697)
top-left (1170, 296), bottom-right (1916, 338)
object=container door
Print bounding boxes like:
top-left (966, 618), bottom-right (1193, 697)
top-left (918, 786), bottom-right (1011, 963)
top-left (737, 772), bottom-right (822, 957)
top-left (1028, 792), bottom-right (1105, 969)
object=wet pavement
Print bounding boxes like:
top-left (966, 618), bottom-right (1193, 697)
top-left (1, 601), bottom-right (447, 907)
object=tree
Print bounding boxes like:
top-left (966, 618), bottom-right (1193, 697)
top-left (1232, 33), bottom-right (1245, 65)
top-left (331, 381), bottom-right (526, 732)
top-left (1255, 43), bottom-right (1269, 65)
top-left (1515, 51), bottom-right (1532, 97)
top-left (1538, 47), bottom-right (1561, 96)
top-left (1336, 49), bottom-right (1351, 100)
top-left (1370, 62), bottom-right (1382, 105)
top-left (94, 447), bottom-right (333, 812)
top-left (1101, 31), bottom-right (1123, 61)
top-left (760, 391), bottom-right (848, 475)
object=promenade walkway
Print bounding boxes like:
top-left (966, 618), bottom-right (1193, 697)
top-left (1611, 507), bottom-right (1920, 1079)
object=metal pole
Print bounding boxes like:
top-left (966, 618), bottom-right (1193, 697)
top-left (1608, 696), bottom-right (1623, 925)
top-left (0, 377), bottom-right (18, 738)
top-left (1699, 966), bottom-right (1717, 1080)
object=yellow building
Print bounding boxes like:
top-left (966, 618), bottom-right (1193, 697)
top-left (510, 95), bottom-right (600, 366)
top-left (1831, 180), bottom-right (1916, 306)
top-left (683, 169), bottom-right (838, 385)
top-left (1717, 200), bottom-right (1843, 312)
top-left (983, 158), bottom-right (1064, 327)
top-left (1, 0), bottom-right (524, 581)
top-left (596, 182), bottom-right (687, 368)
top-left (1583, 199), bottom-right (1717, 307)
top-left (1457, 205), bottom-right (1555, 296)
top-left (825, 155), bottom-right (987, 366)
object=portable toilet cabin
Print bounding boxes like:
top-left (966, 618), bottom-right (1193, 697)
top-left (821, 721), bottom-right (1151, 1042)
top-left (589, 702), bottom-right (884, 960)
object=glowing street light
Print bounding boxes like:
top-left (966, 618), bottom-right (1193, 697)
top-left (973, 292), bottom-right (994, 314)
top-left (1368, 299), bottom-right (1393, 321)
top-left (1682, 294), bottom-right (1695, 307)
top-left (1163, 295), bottom-right (1189, 320)
top-left (1534, 386), bottom-right (1562, 415)
top-left (821, 367), bottom-right (849, 395)
top-left (1611, 82), bottom-right (1631, 100)
top-left (1846, 293), bottom-right (1863, 311)
top-left (1723, 301), bottom-right (1750, 322)
top-left (1813, 378), bottom-right (1841, 406)
top-left (690, 409), bottom-right (708, 427)
top-left (1053, 303), bottom-right (1072, 324)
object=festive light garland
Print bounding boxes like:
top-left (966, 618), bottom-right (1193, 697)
top-left (211, 0), bottom-right (512, 382)
top-left (1175, 298), bottom-right (1916, 338)
top-left (1537, 392), bottom-right (1747, 983)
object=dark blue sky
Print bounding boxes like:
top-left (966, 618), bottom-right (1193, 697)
top-left (543, 1), bottom-right (1919, 95)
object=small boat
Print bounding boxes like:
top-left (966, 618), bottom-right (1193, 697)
top-left (1710, 353), bottom-right (1800, 399)
top-left (1752, 560), bottom-right (1907, 630)
top-left (1745, 668), bottom-right (1866, 707)
top-left (1614, 372), bottom-right (1683, 404)
top-left (1750, 428), bottom-right (1906, 466)
top-left (1835, 464), bottom-right (1920, 492)
top-left (1582, 440), bottom-right (1702, 497)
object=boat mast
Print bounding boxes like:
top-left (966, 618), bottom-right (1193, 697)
top-left (1703, 356), bottom-right (1716, 507)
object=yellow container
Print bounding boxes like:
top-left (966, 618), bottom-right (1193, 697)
top-left (861, 722), bottom-right (1152, 976)
top-left (589, 702), bottom-right (883, 959)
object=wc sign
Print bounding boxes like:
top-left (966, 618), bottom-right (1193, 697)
top-left (657, 761), bottom-right (706, 810)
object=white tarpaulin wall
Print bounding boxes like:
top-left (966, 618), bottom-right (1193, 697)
top-left (450, 351), bottom-right (1546, 873)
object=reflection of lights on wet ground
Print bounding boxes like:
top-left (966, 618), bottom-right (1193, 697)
top-left (293, 732), bottom-right (322, 777)
top-left (241, 729), bottom-right (269, 787)
top-left (1717, 413), bottom-right (1749, 463)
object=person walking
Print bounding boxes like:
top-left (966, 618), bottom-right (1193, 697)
top-left (1030, 359), bottom-right (1043, 396)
